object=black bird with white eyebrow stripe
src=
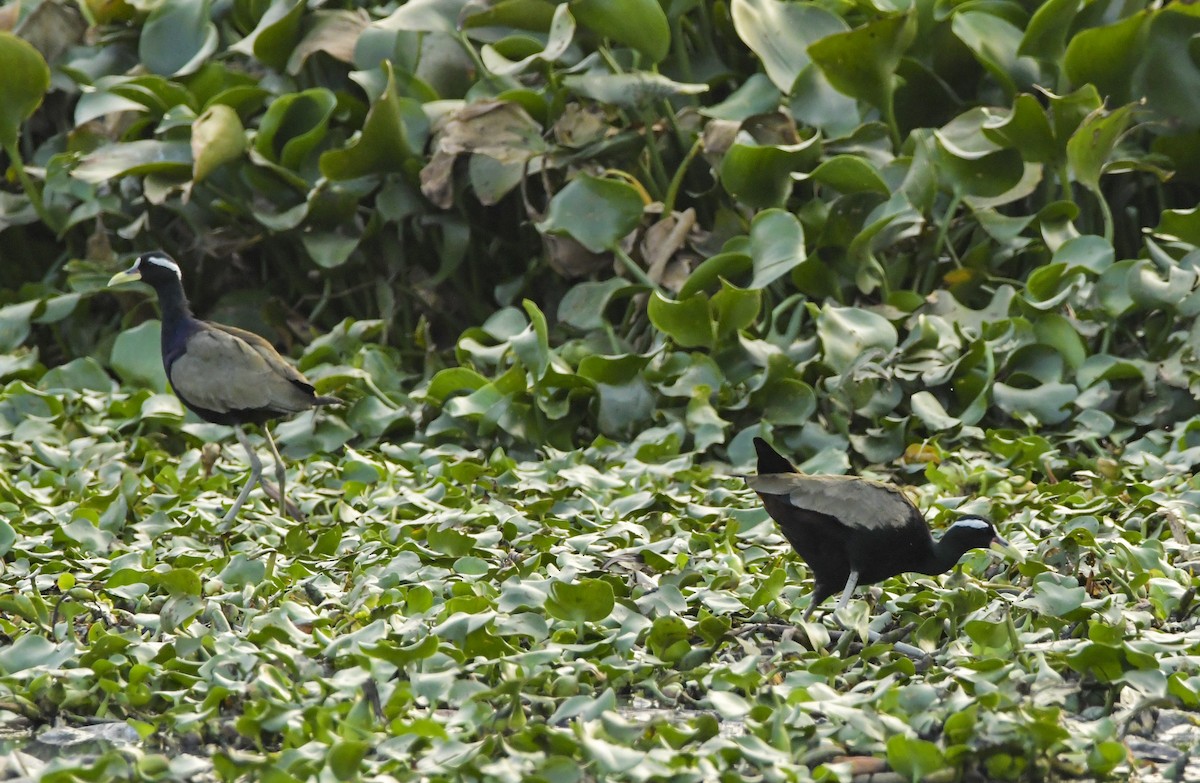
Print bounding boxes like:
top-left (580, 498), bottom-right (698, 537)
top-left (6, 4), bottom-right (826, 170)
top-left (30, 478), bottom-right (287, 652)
top-left (109, 251), bottom-right (338, 523)
top-left (746, 437), bottom-right (1021, 620)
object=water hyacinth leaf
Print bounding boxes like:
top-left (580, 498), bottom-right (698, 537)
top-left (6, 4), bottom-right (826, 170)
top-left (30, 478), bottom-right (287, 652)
top-left (571, 0), bottom-right (669, 63)
top-left (982, 94), bottom-right (1058, 165)
top-left (1052, 234), bottom-right (1113, 274)
top-left (1062, 13), bottom-right (1145, 108)
top-left (808, 13), bottom-right (916, 141)
top-left (795, 154), bottom-right (889, 195)
top-left (886, 734), bottom-right (947, 783)
top-left (232, 0), bottom-right (306, 71)
top-left (1066, 102), bottom-right (1136, 194)
top-left (761, 379), bottom-right (816, 425)
top-left (1134, 8), bottom-right (1200, 130)
top-left (647, 291), bottom-right (714, 349)
top-left (72, 141), bottom-right (193, 183)
top-left (558, 278), bottom-right (640, 331)
top-left (678, 252), bottom-right (751, 298)
top-left (1019, 0), bottom-right (1082, 62)
top-left (731, 0), bottom-right (847, 92)
top-left (951, 10), bottom-right (1037, 98)
top-left (329, 740), bottom-right (370, 781)
top-left (286, 9), bottom-right (370, 74)
top-left (140, 0), bottom-right (218, 77)
top-left (537, 174), bottom-right (644, 253)
top-left (481, 4), bottom-right (575, 75)
top-left (0, 32), bottom-right (50, 151)
top-left (1155, 207), bottom-right (1200, 245)
top-left (577, 353), bottom-right (654, 435)
top-left (192, 104), bottom-right (245, 182)
top-left (0, 634), bottom-right (60, 674)
top-left (910, 391), bottom-right (960, 431)
top-left (562, 71), bottom-right (707, 108)
top-left (993, 381), bottom-right (1076, 425)
top-left (816, 304), bottom-right (898, 374)
top-left (321, 61), bottom-right (429, 180)
top-left (748, 209), bottom-right (806, 289)
top-left (545, 578), bottom-right (615, 622)
top-left (720, 136), bottom-right (820, 209)
top-left (712, 281), bottom-right (761, 338)
top-left (254, 88), bottom-right (337, 171)
top-left (110, 321), bottom-right (168, 392)
top-left (0, 519), bottom-right (13, 559)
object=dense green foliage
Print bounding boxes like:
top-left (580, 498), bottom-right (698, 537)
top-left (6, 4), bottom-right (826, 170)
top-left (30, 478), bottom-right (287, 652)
top-left (3, 0), bottom-right (1200, 779)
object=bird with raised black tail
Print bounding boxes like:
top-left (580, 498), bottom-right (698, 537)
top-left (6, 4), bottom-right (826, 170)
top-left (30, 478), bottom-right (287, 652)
top-left (109, 251), bottom-right (338, 524)
top-left (746, 437), bottom-right (1021, 620)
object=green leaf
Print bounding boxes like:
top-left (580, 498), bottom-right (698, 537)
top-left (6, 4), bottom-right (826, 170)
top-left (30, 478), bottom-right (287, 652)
top-left (329, 740), bottom-right (370, 781)
top-left (1063, 13), bottom-right (1145, 107)
top-left (731, 0), bottom-right (846, 92)
top-left (0, 634), bottom-right (55, 674)
top-left (886, 735), bottom-right (947, 783)
top-left (711, 281), bottom-right (761, 338)
top-left (558, 278), bottom-right (640, 330)
top-left (192, 104), bottom-right (245, 182)
top-left (647, 292), bottom-right (714, 349)
top-left (545, 578), bottom-right (615, 622)
top-left (1066, 103), bottom-right (1136, 194)
top-left (562, 71), bottom-right (708, 107)
top-left (816, 304), bottom-right (898, 374)
top-left (0, 519), bottom-right (14, 559)
top-left (720, 135), bottom-right (820, 209)
top-left (796, 154), bottom-right (889, 195)
top-left (232, 0), bottom-right (306, 71)
top-left (748, 209), bottom-right (806, 288)
top-left (72, 141), bottom-right (193, 184)
top-left (537, 174), bottom-right (644, 253)
top-left (320, 62), bottom-right (429, 180)
top-left (571, 0), bottom-right (670, 62)
top-left (1020, 0), bottom-right (1082, 62)
top-left (951, 10), bottom-right (1037, 98)
top-left (140, 0), bottom-right (218, 77)
top-left (111, 320), bottom-right (168, 392)
top-left (809, 13), bottom-right (916, 142)
top-left (0, 32), bottom-right (50, 151)
top-left (254, 88), bottom-right (337, 172)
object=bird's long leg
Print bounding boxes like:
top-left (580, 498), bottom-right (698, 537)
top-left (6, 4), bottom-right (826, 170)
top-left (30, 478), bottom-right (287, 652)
top-left (834, 570), bottom-right (860, 613)
top-left (262, 426), bottom-right (297, 521)
top-left (222, 425), bottom-right (262, 525)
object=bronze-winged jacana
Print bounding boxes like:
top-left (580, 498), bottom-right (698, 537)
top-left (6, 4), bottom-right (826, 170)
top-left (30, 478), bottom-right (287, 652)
top-left (109, 251), bottom-right (338, 523)
top-left (746, 437), bottom-right (1021, 620)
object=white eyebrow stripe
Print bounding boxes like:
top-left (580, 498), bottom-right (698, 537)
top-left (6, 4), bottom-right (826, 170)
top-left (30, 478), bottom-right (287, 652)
top-left (950, 517), bottom-right (991, 530)
top-left (143, 253), bottom-right (182, 278)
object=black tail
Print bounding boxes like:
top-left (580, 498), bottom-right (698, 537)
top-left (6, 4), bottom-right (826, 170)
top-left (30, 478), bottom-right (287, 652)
top-left (754, 437), bottom-right (798, 474)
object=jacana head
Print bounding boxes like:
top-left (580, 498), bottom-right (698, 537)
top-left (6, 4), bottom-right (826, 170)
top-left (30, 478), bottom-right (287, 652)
top-left (938, 515), bottom-right (1024, 563)
top-left (108, 251), bottom-right (182, 290)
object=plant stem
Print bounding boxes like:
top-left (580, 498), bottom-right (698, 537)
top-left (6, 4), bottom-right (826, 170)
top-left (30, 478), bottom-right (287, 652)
top-left (4, 141), bottom-right (53, 230)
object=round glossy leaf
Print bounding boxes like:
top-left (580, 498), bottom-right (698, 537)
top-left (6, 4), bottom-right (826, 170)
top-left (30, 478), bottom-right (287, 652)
top-left (748, 209), bottom-right (807, 289)
top-left (647, 291), bottom-right (714, 349)
top-left (545, 578), bottom-right (615, 622)
top-left (322, 63), bottom-right (429, 180)
top-left (192, 104), bottom-right (245, 182)
top-left (0, 32), bottom-right (50, 150)
top-left (731, 0), bottom-right (846, 92)
top-left (111, 320), bottom-right (168, 392)
top-left (816, 304), bottom-right (898, 374)
top-left (537, 174), bottom-right (644, 253)
top-left (571, 0), bottom-right (669, 62)
top-left (140, 0), bottom-right (218, 77)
